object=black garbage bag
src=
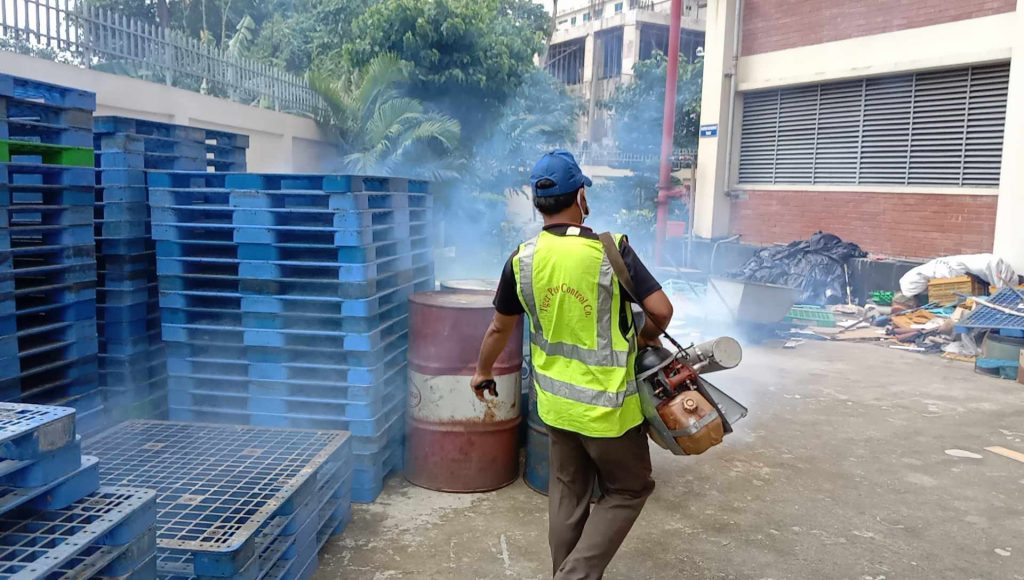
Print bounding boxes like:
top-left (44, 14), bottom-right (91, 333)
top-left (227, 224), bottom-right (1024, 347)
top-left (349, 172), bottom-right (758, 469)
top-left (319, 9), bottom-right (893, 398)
top-left (725, 232), bottom-right (867, 305)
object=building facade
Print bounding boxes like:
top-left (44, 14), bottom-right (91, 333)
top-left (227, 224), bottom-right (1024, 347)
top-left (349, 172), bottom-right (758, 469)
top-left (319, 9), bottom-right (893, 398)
top-left (546, 0), bottom-right (707, 143)
top-left (694, 0), bottom-right (1024, 271)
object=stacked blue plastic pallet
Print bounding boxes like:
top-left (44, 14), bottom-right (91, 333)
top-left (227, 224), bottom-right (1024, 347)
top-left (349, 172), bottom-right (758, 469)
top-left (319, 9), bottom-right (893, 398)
top-left (84, 420), bottom-right (353, 580)
top-left (90, 117), bottom-right (250, 435)
top-left (94, 117), bottom-right (248, 174)
top-left (0, 75), bottom-right (102, 430)
top-left (0, 166), bottom-right (16, 404)
top-left (148, 172), bottom-right (433, 502)
top-left (0, 402), bottom-right (157, 579)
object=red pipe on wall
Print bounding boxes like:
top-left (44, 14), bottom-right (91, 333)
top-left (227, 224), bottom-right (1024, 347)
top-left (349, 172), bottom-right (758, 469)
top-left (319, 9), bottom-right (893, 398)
top-left (655, 0), bottom-right (683, 267)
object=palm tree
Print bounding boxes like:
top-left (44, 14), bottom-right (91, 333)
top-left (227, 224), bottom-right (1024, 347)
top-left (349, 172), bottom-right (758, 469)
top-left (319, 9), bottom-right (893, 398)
top-left (308, 54), bottom-right (462, 181)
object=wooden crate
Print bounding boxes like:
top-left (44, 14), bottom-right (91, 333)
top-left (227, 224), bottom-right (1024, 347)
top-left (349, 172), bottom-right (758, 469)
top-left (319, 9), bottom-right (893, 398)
top-left (927, 275), bottom-right (988, 305)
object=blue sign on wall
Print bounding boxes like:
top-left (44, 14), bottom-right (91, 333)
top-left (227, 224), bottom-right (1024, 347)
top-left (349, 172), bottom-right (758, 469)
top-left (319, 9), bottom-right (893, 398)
top-left (699, 124), bottom-right (719, 138)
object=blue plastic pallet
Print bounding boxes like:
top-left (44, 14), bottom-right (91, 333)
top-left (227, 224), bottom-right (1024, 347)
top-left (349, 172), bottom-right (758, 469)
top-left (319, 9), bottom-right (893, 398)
top-left (264, 496), bottom-right (351, 580)
top-left (76, 403), bottom-right (109, 439)
top-left (99, 553), bottom-right (157, 580)
top-left (0, 74), bottom-right (96, 110)
top-left (47, 525), bottom-right (157, 579)
top-left (0, 108), bottom-right (93, 147)
top-left (0, 454), bottom-right (99, 515)
top-left (157, 265), bottom-right (433, 301)
top-left (159, 276), bottom-right (429, 318)
top-left (98, 169), bottom-right (147, 187)
top-left (156, 446), bottom-right (350, 580)
top-left (96, 185), bottom-right (149, 203)
top-left (168, 394), bottom-right (403, 438)
top-left (1, 162), bottom-right (93, 187)
top-left (351, 444), bottom-right (403, 504)
top-left (94, 118), bottom-right (204, 141)
top-left (86, 421), bottom-right (349, 578)
top-left (98, 349), bottom-right (166, 378)
top-left (956, 288), bottom-right (1024, 334)
top-left (351, 440), bottom-right (402, 489)
top-left (165, 343), bottom-right (405, 388)
top-left (235, 236), bottom-right (430, 264)
top-left (162, 332), bottom-right (408, 368)
top-left (0, 485), bottom-right (154, 580)
top-left (162, 300), bottom-right (406, 334)
top-left (166, 376), bottom-right (403, 421)
top-left (0, 402), bottom-right (76, 460)
top-left (2, 92), bottom-right (92, 121)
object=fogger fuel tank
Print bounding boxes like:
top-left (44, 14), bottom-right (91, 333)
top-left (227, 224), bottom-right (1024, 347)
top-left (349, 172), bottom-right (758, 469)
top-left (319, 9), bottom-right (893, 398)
top-left (405, 291), bottom-right (523, 492)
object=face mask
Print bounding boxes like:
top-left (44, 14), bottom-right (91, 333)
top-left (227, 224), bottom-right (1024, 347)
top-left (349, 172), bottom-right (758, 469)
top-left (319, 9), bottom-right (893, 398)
top-left (577, 190), bottom-right (589, 223)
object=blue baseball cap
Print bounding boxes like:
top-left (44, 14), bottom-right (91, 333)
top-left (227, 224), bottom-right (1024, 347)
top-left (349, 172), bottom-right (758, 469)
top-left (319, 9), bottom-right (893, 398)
top-left (530, 149), bottom-right (592, 197)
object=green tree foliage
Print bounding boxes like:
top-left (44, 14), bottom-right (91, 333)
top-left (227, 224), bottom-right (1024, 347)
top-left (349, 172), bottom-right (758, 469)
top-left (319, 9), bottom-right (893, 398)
top-left (341, 0), bottom-right (549, 141)
top-left (309, 54), bottom-right (462, 181)
top-left (469, 69), bottom-right (582, 197)
top-left (604, 52), bottom-right (703, 155)
top-left (592, 53), bottom-right (702, 253)
top-left (248, 0), bottom-right (374, 74)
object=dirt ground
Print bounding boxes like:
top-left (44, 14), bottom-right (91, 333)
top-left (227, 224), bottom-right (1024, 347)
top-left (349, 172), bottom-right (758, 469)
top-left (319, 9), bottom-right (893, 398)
top-left (316, 341), bottom-right (1024, 580)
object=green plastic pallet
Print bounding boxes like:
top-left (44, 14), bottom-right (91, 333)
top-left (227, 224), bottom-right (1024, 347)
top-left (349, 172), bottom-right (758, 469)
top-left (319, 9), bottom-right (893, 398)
top-left (0, 139), bottom-right (94, 166)
top-left (785, 305), bottom-right (836, 327)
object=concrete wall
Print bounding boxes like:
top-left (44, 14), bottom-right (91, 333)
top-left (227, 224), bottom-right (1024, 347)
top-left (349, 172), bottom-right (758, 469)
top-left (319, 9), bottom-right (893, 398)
top-left (0, 51), bottom-right (339, 173)
top-left (993, 1), bottom-right (1024, 274)
top-left (695, 1), bottom-right (1023, 267)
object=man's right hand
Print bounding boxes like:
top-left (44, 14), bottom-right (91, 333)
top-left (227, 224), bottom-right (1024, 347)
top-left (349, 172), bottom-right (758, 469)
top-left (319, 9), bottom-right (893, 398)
top-left (470, 372), bottom-right (495, 401)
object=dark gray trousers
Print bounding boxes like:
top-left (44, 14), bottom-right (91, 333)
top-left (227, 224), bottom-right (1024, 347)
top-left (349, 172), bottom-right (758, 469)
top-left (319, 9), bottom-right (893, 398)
top-left (548, 424), bottom-right (655, 580)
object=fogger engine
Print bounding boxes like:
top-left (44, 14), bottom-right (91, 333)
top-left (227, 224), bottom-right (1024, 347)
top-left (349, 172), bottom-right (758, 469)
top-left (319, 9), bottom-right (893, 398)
top-left (635, 337), bottom-right (747, 456)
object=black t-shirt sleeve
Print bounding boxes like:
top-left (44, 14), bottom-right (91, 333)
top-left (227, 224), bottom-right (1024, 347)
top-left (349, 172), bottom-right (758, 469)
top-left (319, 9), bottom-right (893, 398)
top-left (619, 239), bottom-right (662, 302)
top-left (493, 253), bottom-right (526, 316)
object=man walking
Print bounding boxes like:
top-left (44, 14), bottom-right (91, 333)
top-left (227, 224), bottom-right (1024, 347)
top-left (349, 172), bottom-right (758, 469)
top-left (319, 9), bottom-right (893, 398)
top-left (471, 150), bottom-right (674, 579)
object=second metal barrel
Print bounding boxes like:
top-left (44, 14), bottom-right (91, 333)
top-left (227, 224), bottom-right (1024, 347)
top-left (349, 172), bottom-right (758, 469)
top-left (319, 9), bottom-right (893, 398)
top-left (405, 291), bottom-right (523, 492)
top-left (523, 386), bottom-right (600, 499)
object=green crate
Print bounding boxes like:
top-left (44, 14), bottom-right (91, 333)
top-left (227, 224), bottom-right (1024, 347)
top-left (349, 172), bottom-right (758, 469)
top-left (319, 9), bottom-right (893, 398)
top-left (0, 139), bottom-right (94, 166)
top-left (785, 305), bottom-right (836, 327)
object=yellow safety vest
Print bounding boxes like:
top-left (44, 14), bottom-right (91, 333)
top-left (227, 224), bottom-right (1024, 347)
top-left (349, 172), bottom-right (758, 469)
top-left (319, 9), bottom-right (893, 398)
top-left (514, 230), bottom-right (643, 438)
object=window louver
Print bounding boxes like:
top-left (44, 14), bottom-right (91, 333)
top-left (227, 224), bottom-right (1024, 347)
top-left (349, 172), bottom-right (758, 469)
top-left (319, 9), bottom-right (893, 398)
top-left (738, 63), bottom-right (1009, 187)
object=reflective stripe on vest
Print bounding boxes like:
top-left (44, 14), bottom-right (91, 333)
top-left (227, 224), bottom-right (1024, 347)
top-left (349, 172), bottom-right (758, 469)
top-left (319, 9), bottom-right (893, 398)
top-left (533, 370), bottom-right (638, 408)
top-left (517, 237), bottom-right (631, 368)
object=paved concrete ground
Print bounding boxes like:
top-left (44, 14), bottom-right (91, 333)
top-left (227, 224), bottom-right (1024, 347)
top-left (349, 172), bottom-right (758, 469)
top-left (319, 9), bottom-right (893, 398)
top-left (317, 342), bottom-right (1024, 579)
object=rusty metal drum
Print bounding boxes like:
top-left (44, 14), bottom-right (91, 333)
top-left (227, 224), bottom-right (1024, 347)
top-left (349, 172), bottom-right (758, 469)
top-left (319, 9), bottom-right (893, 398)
top-left (406, 291), bottom-right (523, 492)
top-left (439, 279), bottom-right (499, 294)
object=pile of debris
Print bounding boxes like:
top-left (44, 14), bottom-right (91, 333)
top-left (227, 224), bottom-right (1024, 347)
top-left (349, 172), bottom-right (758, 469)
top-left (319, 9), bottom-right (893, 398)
top-left (783, 253), bottom-right (1024, 382)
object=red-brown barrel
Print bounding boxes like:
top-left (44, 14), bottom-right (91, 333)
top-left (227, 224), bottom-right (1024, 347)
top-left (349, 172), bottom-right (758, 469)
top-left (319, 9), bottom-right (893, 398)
top-left (439, 279), bottom-right (499, 294)
top-left (405, 291), bottom-right (523, 492)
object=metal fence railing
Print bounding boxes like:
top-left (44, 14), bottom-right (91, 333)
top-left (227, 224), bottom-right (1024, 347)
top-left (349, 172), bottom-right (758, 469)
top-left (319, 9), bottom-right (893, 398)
top-left (0, 0), bottom-right (323, 115)
top-left (579, 147), bottom-right (696, 170)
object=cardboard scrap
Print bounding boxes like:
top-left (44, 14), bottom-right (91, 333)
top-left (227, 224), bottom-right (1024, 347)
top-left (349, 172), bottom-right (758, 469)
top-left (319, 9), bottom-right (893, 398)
top-left (833, 328), bottom-right (888, 341)
top-left (892, 310), bottom-right (937, 329)
top-left (942, 352), bottom-right (976, 364)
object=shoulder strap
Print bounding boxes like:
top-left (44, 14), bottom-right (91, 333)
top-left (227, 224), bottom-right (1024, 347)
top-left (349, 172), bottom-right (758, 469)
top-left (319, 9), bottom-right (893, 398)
top-left (598, 232), bottom-right (638, 303)
top-left (599, 232), bottom-right (684, 351)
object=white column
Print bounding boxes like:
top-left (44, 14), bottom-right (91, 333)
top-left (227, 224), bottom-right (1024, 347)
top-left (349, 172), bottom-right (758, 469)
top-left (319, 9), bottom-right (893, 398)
top-left (622, 23), bottom-right (640, 80)
top-left (693, 0), bottom-right (739, 238)
top-left (992, 1), bottom-right (1024, 273)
